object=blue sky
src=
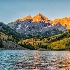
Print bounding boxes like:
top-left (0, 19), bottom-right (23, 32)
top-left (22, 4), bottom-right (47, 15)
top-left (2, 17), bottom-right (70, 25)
top-left (0, 0), bottom-right (70, 24)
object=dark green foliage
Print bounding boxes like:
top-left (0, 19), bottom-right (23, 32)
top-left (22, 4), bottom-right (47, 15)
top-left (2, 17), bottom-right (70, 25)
top-left (0, 22), bottom-right (70, 50)
top-left (19, 29), bottom-right (70, 50)
top-left (0, 22), bottom-right (24, 42)
top-left (42, 29), bottom-right (62, 36)
top-left (20, 43), bottom-right (35, 50)
top-left (0, 38), bottom-right (3, 48)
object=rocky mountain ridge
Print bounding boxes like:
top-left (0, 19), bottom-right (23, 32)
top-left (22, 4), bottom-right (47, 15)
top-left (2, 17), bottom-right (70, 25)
top-left (14, 13), bottom-right (52, 23)
top-left (53, 17), bottom-right (70, 29)
top-left (13, 13), bottom-right (70, 29)
top-left (8, 13), bottom-right (67, 35)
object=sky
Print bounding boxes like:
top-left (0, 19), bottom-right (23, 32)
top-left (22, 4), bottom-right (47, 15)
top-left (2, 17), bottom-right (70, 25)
top-left (0, 0), bottom-right (70, 24)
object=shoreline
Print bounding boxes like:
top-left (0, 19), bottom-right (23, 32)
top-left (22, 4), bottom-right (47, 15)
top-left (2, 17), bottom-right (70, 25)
top-left (0, 48), bottom-right (70, 51)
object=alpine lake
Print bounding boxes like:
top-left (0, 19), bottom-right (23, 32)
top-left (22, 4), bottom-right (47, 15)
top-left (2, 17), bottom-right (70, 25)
top-left (0, 50), bottom-right (70, 70)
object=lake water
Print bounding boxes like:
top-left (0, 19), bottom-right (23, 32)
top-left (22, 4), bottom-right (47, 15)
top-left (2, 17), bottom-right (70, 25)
top-left (0, 50), bottom-right (70, 70)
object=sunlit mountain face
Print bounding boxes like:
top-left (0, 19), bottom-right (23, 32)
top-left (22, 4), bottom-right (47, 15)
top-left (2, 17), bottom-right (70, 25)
top-left (32, 13), bottom-right (52, 23)
top-left (8, 13), bottom-right (67, 36)
top-left (14, 15), bottom-right (32, 22)
top-left (53, 17), bottom-right (70, 29)
top-left (14, 13), bottom-right (52, 23)
top-left (13, 13), bottom-right (70, 29)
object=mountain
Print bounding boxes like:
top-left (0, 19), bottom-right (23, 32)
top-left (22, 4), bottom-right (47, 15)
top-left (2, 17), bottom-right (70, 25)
top-left (0, 22), bottom-right (24, 41)
top-left (18, 30), bottom-right (70, 50)
top-left (32, 13), bottom-right (52, 23)
top-left (53, 17), bottom-right (70, 29)
top-left (0, 22), bottom-right (69, 50)
top-left (14, 15), bottom-right (32, 22)
top-left (0, 22), bottom-right (27, 49)
top-left (14, 13), bottom-right (52, 23)
top-left (8, 13), bottom-right (66, 36)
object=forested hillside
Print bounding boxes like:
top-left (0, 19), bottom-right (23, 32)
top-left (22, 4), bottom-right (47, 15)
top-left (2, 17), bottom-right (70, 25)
top-left (18, 30), bottom-right (70, 50)
top-left (0, 22), bottom-right (26, 49)
top-left (0, 22), bottom-right (70, 50)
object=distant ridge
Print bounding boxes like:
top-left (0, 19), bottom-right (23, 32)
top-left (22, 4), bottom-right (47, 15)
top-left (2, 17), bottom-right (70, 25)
top-left (53, 17), bottom-right (70, 29)
top-left (13, 13), bottom-right (70, 29)
top-left (14, 15), bottom-right (32, 22)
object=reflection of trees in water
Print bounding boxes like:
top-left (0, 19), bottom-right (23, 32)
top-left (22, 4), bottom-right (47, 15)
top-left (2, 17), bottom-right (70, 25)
top-left (32, 51), bottom-right (70, 70)
top-left (13, 51), bottom-right (70, 70)
top-left (32, 51), bottom-right (41, 70)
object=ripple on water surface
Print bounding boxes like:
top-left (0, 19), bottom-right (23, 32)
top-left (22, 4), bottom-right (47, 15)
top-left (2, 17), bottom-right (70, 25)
top-left (0, 50), bottom-right (70, 70)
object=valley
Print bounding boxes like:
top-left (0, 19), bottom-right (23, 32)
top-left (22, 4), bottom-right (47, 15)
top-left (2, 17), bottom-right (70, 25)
top-left (0, 14), bottom-right (70, 50)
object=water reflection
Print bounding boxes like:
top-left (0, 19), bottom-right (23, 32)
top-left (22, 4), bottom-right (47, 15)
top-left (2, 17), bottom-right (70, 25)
top-left (32, 51), bottom-right (41, 70)
top-left (0, 50), bottom-right (70, 70)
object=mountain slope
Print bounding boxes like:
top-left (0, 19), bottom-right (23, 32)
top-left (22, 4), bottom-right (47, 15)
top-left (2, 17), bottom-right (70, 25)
top-left (13, 14), bottom-right (70, 29)
top-left (0, 22), bottom-right (24, 42)
top-left (18, 29), bottom-right (70, 50)
top-left (0, 22), bottom-right (27, 49)
top-left (0, 22), bottom-right (69, 50)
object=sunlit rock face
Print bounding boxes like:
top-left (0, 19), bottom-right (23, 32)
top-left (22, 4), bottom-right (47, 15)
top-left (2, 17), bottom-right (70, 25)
top-left (14, 13), bottom-right (53, 24)
top-left (32, 13), bottom-right (50, 23)
top-left (14, 15), bottom-right (32, 22)
top-left (53, 17), bottom-right (70, 29)
top-left (8, 13), bottom-right (67, 35)
top-left (32, 13), bottom-right (53, 24)
top-left (13, 14), bottom-right (70, 29)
